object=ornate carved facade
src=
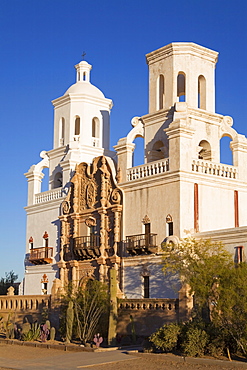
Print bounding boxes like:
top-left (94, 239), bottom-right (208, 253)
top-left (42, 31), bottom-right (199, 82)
top-left (58, 156), bottom-right (123, 290)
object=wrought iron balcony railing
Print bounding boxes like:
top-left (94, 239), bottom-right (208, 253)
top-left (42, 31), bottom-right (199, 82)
top-left (73, 235), bottom-right (100, 260)
top-left (125, 233), bottom-right (158, 255)
top-left (29, 247), bottom-right (53, 265)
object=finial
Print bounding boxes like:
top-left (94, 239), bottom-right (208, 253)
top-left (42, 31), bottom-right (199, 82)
top-left (82, 51), bottom-right (86, 60)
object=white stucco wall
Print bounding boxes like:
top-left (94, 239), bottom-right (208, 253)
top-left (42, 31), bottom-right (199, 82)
top-left (24, 264), bottom-right (59, 295)
top-left (123, 256), bottom-right (180, 299)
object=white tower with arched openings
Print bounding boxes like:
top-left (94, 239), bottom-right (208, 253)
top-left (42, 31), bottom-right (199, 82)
top-left (140, 43), bottom-right (219, 166)
top-left (146, 42), bottom-right (218, 113)
top-left (52, 60), bottom-right (113, 155)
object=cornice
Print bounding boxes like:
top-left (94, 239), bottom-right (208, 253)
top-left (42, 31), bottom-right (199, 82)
top-left (52, 94), bottom-right (112, 109)
top-left (24, 197), bottom-right (65, 214)
top-left (146, 42), bottom-right (218, 65)
top-left (195, 226), bottom-right (247, 244)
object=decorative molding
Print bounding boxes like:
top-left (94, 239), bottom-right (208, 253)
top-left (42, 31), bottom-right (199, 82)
top-left (166, 214), bottom-right (173, 223)
top-left (85, 216), bottom-right (96, 228)
top-left (142, 215), bottom-right (150, 225)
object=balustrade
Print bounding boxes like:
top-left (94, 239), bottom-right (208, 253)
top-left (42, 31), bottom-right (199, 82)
top-left (127, 159), bottom-right (169, 181)
top-left (0, 295), bottom-right (51, 312)
top-left (192, 159), bottom-right (237, 179)
top-left (118, 298), bottom-right (178, 311)
top-left (35, 188), bottom-right (65, 204)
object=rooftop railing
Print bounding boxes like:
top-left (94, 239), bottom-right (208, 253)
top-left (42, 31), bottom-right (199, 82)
top-left (127, 159), bottom-right (169, 181)
top-left (35, 188), bottom-right (65, 204)
top-left (192, 159), bottom-right (238, 179)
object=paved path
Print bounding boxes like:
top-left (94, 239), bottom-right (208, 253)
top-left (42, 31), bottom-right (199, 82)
top-left (0, 344), bottom-right (136, 370)
top-left (0, 343), bottom-right (247, 370)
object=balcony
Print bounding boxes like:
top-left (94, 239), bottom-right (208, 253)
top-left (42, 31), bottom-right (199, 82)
top-left (29, 247), bottom-right (53, 265)
top-left (73, 235), bottom-right (100, 260)
top-left (125, 233), bottom-right (158, 255)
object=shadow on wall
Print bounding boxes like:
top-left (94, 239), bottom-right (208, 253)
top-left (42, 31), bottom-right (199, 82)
top-left (145, 107), bottom-right (174, 163)
top-left (123, 263), bottom-right (180, 299)
top-left (52, 219), bottom-right (61, 265)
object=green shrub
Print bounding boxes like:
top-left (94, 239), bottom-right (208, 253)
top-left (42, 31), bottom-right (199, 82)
top-left (22, 322), bottom-right (40, 342)
top-left (150, 323), bottom-right (181, 352)
top-left (181, 326), bottom-right (208, 357)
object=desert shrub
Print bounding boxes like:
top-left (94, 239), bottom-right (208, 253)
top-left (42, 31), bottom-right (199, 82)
top-left (181, 326), bottom-right (208, 357)
top-left (22, 322), bottom-right (40, 341)
top-left (150, 323), bottom-right (181, 352)
top-left (60, 280), bottom-right (109, 344)
top-left (207, 341), bottom-right (224, 358)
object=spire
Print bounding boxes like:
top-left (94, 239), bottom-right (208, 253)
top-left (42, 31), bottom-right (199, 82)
top-left (75, 60), bottom-right (92, 83)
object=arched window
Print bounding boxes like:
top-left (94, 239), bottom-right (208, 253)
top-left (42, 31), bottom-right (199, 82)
top-left (198, 140), bottom-right (212, 161)
top-left (92, 117), bottom-right (100, 147)
top-left (177, 72), bottom-right (186, 102)
top-left (198, 75), bottom-right (206, 109)
top-left (220, 135), bottom-right (233, 165)
top-left (74, 116), bottom-right (80, 136)
top-left (156, 74), bottom-right (165, 110)
top-left (59, 117), bottom-right (65, 146)
top-left (92, 117), bottom-right (99, 138)
top-left (166, 214), bottom-right (173, 236)
top-left (53, 172), bottom-right (63, 188)
top-left (149, 140), bottom-right (165, 162)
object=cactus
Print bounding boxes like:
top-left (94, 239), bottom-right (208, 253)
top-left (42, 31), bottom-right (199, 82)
top-left (130, 315), bottom-right (136, 344)
top-left (4, 314), bottom-right (14, 339)
top-left (40, 323), bottom-right (49, 342)
top-left (22, 321), bottom-right (31, 335)
top-left (21, 321), bottom-right (41, 341)
top-left (65, 301), bottom-right (74, 343)
top-left (50, 326), bottom-right (56, 341)
top-left (45, 320), bottom-right (51, 330)
top-left (6, 322), bottom-right (14, 339)
top-left (31, 322), bottom-right (40, 341)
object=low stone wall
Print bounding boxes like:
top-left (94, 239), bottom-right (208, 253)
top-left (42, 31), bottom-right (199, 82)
top-left (0, 290), bottom-right (192, 339)
top-left (0, 295), bottom-right (58, 328)
top-left (116, 298), bottom-right (179, 337)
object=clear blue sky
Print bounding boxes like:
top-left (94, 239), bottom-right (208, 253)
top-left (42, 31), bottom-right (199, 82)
top-left (0, 0), bottom-right (246, 281)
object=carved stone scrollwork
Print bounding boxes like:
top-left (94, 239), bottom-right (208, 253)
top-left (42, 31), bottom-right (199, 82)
top-left (116, 168), bottom-right (122, 183)
top-left (62, 200), bottom-right (70, 215)
top-left (111, 188), bottom-right (122, 204)
top-left (142, 215), bottom-right (151, 224)
top-left (86, 182), bottom-right (96, 208)
top-left (166, 214), bottom-right (173, 223)
top-left (85, 216), bottom-right (96, 228)
top-left (140, 265), bottom-right (150, 277)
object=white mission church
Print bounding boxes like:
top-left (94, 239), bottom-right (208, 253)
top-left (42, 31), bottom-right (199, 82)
top-left (23, 42), bottom-right (247, 306)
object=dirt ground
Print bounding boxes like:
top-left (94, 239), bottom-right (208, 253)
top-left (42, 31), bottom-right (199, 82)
top-left (92, 352), bottom-right (247, 370)
top-left (0, 343), bottom-right (246, 370)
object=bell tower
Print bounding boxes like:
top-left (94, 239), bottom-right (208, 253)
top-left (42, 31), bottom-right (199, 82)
top-left (52, 59), bottom-right (113, 161)
top-left (146, 42), bottom-right (218, 113)
top-left (142, 43), bottom-right (219, 166)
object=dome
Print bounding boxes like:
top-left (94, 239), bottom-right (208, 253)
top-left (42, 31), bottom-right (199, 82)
top-left (64, 81), bottom-right (105, 98)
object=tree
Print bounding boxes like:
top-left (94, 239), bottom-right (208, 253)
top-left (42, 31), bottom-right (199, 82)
top-left (61, 280), bottom-right (110, 345)
top-left (162, 238), bottom-right (232, 314)
top-left (212, 263), bottom-right (247, 355)
top-left (162, 238), bottom-right (247, 356)
top-left (0, 271), bottom-right (18, 295)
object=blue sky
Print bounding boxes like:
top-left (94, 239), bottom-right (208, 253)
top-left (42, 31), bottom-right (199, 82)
top-left (0, 0), bottom-right (246, 281)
